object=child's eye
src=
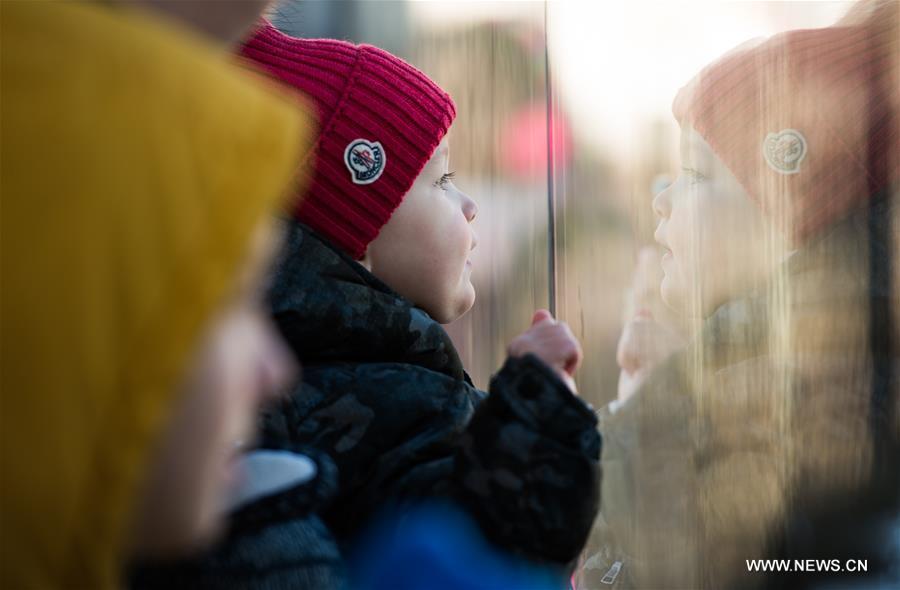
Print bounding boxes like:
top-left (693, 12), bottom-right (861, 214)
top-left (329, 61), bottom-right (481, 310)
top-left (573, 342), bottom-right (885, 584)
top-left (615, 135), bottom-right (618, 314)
top-left (434, 171), bottom-right (456, 190)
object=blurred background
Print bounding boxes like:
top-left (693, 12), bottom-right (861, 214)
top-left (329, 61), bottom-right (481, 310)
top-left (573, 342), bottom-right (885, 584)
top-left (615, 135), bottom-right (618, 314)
top-left (269, 0), bottom-right (853, 408)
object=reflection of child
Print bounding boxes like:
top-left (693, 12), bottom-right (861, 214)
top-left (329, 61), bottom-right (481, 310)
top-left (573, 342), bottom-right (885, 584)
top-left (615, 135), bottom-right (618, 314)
top-left (177, 22), bottom-right (600, 586)
top-left (600, 1), bottom-right (899, 588)
top-left (0, 2), bottom-right (312, 588)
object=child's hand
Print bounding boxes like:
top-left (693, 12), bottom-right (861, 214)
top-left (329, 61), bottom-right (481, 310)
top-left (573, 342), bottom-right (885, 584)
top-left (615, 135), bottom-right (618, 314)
top-left (617, 312), bottom-right (685, 376)
top-left (616, 312), bottom-right (685, 402)
top-left (616, 248), bottom-right (686, 404)
top-left (508, 309), bottom-right (582, 393)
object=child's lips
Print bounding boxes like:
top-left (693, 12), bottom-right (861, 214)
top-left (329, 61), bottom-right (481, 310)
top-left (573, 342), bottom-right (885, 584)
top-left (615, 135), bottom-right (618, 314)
top-left (662, 250), bottom-right (673, 263)
top-left (655, 241), bottom-right (672, 261)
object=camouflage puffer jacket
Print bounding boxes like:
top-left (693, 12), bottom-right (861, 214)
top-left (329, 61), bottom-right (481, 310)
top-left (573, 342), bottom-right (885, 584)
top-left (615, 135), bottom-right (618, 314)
top-left (260, 220), bottom-right (601, 568)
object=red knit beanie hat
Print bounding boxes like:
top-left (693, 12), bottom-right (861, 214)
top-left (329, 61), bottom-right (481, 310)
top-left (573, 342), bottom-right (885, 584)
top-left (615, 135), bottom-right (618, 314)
top-left (240, 21), bottom-right (456, 259)
top-left (673, 0), bottom-right (899, 244)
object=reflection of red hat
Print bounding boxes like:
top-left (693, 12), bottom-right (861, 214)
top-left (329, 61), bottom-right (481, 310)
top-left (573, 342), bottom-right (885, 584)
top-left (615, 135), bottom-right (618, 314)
top-left (673, 0), bottom-right (899, 243)
top-left (240, 22), bottom-right (456, 259)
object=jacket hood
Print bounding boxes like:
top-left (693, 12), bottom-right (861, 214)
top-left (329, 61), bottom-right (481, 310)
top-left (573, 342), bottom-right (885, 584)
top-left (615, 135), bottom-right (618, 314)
top-left (1, 3), bottom-right (313, 588)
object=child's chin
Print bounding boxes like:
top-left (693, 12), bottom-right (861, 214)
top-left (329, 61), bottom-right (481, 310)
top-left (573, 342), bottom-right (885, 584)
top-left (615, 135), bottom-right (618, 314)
top-left (659, 275), bottom-right (685, 315)
top-left (460, 283), bottom-right (476, 313)
top-left (437, 289), bottom-right (476, 324)
top-left (459, 296), bottom-right (476, 319)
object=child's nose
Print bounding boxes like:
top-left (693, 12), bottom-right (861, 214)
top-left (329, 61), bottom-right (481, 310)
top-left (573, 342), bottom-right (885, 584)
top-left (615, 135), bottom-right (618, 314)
top-left (652, 186), bottom-right (672, 219)
top-left (461, 192), bottom-right (478, 223)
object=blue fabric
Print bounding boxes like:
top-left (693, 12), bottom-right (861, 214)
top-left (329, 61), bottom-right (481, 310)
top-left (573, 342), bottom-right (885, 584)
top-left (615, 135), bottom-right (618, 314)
top-left (352, 504), bottom-right (565, 590)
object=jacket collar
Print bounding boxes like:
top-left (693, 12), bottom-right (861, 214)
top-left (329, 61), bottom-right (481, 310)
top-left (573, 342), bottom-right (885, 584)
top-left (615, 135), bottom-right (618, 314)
top-left (268, 220), bottom-right (466, 382)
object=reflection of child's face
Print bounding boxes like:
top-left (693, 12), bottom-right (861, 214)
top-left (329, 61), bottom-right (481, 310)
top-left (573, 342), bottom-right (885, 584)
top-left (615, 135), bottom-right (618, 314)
top-left (366, 136), bottom-right (479, 324)
top-left (653, 127), bottom-right (775, 317)
top-left (129, 222), bottom-right (297, 559)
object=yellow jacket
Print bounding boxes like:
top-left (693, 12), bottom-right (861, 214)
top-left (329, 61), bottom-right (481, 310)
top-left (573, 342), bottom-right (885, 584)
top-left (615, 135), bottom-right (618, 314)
top-left (1, 3), bottom-right (313, 588)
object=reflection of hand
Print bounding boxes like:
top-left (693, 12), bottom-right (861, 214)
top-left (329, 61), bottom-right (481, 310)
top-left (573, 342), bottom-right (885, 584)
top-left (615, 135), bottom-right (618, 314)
top-left (508, 309), bottom-right (582, 393)
top-left (616, 314), bottom-right (685, 403)
top-left (616, 247), bottom-right (686, 404)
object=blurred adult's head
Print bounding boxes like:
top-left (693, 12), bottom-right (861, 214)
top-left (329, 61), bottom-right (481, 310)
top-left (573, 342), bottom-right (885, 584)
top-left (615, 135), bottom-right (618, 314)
top-left (1, 2), bottom-right (313, 587)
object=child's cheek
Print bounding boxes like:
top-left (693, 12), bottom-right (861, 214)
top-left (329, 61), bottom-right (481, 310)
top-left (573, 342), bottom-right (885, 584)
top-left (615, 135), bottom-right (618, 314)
top-left (668, 189), bottom-right (709, 309)
top-left (447, 202), bottom-right (472, 275)
top-left (416, 203), bottom-right (457, 288)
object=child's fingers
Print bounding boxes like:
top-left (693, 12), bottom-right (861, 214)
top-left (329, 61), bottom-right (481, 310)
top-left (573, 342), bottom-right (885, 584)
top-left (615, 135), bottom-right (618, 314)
top-left (558, 323), bottom-right (583, 375)
top-left (563, 346), bottom-right (582, 375)
top-left (531, 309), bottom-right (554, 326)
top-left (617, 338), bottom-right (641, 375)
top-left (508, 319), bottom-right (583, 380)
top-left (617, 316), bottom-right (685, 376)
top-left (617, 367), bottom-right (643, 404)
top-left (531, 322), bottom-right (582, 375)
top-left (617, 319), bottom-right (645, 374)
top-left (560, 372), bottom-right (578, 394)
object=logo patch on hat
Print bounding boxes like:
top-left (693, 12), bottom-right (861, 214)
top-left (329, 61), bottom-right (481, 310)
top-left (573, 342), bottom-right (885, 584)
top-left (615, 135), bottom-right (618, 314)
top-left (763, 129), bottom-right (807, 175)
top-left (344, 139), bottom-right (386, 185)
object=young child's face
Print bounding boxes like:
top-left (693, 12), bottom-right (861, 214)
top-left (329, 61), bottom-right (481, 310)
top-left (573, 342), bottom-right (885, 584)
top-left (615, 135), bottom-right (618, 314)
top-left (654, 127), bottom-right (776, 317)
top-left (367, 136), bottom-right (479, 324)
top-left (129, 222), bottom-right (297, 558)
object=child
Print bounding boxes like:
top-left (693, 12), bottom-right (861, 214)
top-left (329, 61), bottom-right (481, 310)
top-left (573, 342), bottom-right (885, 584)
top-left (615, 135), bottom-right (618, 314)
top-left (595, 1), bottom-right (899, 588)
top-left (251, 16), bottom-right (600, 565)
top-left (141, 21), bottom-right (601, 588)
top-left (1, 2), bottom-right (313, 587)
